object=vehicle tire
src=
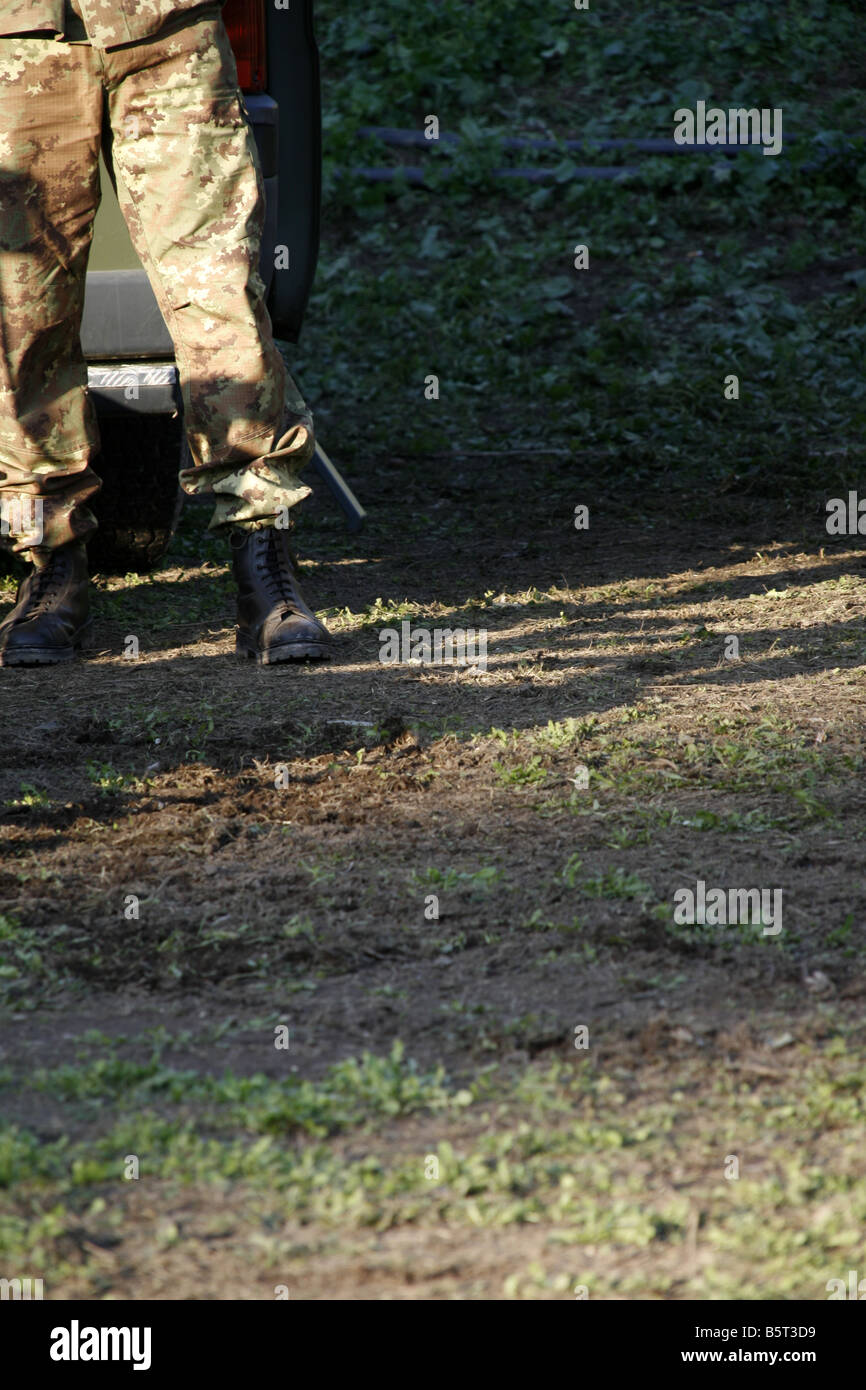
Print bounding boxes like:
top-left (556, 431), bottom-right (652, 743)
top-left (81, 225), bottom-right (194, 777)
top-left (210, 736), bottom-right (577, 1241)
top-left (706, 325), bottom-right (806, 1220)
top-left (87, 412), bottom-right (186, 576)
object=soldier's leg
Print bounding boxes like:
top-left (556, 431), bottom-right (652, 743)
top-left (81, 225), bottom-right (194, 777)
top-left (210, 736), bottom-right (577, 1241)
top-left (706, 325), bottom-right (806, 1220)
top-left (0, 29), bottom-right (103, 664)
top-left (101, 7), bottom-right (329, 663)
top-left (101, 7), bottom-right (314, 532)
top-left (0, 31), bottom-right (103, 555)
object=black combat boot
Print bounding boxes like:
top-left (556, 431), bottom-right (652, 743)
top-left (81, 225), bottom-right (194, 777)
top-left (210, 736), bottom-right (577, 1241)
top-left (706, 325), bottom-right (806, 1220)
top-left (230, 525), bottom-right (331, 664)
top-left (0, 540), bottom-right (91, 666)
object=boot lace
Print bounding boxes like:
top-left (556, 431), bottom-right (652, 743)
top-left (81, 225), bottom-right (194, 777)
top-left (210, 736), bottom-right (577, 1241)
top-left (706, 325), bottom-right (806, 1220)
top-left (25, 550), bottom-right (73, 617)
top-left (254, 531), bottom-right (300, 615)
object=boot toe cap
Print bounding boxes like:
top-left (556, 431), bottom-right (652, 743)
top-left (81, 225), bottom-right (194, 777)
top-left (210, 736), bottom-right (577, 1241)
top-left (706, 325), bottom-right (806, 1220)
top-left (237, 613), bottom-right (331, 664)
top-left (0, 621), bottom-right (80, 663)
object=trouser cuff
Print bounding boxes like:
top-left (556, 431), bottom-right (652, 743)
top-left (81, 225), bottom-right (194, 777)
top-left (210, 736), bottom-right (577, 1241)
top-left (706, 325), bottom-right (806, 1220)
top-left (180, 415), bottom-right (314, 534)
top-left (0, 476), bottom-right (100, 554)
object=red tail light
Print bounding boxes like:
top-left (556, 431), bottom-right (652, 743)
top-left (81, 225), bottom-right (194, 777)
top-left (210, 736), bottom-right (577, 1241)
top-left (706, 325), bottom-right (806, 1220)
top-left (222, 0), bottom-right (266, 93)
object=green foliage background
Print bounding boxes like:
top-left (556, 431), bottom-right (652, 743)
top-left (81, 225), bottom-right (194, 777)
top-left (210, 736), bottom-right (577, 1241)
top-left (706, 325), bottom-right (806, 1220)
top-left (293, 0), bottom-right (866, 506)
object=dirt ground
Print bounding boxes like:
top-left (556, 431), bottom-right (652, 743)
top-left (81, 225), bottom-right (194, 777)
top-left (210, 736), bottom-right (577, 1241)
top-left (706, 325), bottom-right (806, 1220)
top-left (1, 454), bottom-right (864, 1299)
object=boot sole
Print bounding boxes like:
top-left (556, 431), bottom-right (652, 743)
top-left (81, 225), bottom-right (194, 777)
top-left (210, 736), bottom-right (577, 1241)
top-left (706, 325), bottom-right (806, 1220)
top-left (236, 635), bottom-right (331, 666)
top-left (0, 620), bottom-right (92, 667)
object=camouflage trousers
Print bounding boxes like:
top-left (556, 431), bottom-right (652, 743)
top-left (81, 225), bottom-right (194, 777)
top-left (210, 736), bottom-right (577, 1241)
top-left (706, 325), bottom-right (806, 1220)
top-left (0, 2), bottom-right (313, 554)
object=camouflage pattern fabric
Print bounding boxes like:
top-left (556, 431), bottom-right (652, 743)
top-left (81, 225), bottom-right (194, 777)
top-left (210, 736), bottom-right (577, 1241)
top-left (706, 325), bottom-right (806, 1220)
top-left (0, 0), bottom-right (227, 49)
top-left (0, 1), bottom-right (313, 553)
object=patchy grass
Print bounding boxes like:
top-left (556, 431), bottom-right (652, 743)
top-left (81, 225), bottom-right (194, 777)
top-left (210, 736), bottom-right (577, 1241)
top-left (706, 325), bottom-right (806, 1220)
top-left (1, 1031), bottom-right (864, 1298)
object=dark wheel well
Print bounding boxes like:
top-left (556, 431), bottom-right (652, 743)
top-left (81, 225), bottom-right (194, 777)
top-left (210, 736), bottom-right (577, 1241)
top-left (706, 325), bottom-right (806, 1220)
top-left (86, 412), bottom-right (185, 576)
